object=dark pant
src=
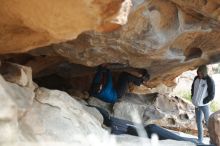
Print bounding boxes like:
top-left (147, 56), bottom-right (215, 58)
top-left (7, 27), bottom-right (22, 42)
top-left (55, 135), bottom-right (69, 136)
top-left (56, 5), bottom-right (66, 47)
top-left (127, 124), bottom-right (197, 144)
top-left (90, 105), bottom-right (198, 144)
top-left (116, 72), bottom-right (143, 98)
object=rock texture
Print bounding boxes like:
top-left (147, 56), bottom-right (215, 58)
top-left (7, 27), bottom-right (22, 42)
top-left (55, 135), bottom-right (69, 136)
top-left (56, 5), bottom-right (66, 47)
top-left (0, 72), bottom-right (35, 120)
top-left (0, 63), bottom-right (196, 146)
top-left (0, 62), bottom-right (34, 88)
top-left (208, 110), bottom-right (220, 146)
top-left (19, 88), bottom-right (106, 142)
top-left (0, 0), bottom-right (219, 87)
top-left (1, 1), bottom-right (219, 144)
top-left (0, 0), bottom-right (131, 54)
top-left (113, 93), bottom-right (197, 130)
top-left (88, 92), bottom-right (199, 134)
top-left (0, 65), bottom-right (35, 143)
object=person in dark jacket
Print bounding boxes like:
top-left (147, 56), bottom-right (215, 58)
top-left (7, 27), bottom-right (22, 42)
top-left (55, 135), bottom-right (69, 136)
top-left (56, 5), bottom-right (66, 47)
top-left (191, 65), bottom-right (215, 144)
top-left (89, 64), bottom-right (150, 103)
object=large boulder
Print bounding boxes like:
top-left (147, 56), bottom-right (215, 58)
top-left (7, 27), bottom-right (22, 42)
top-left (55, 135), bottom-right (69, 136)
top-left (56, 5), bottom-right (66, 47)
top-left (0, 63), bottom-right (35, 143)
top-left (0, 74), bottom-right (35, 144)
top-left (19, 88), bottom-right (106, 142)
top-left (208, 110), bottom-right (220, 146)
top-left (113, 92), bottom-right (196, 130)
top-left (0, 62), bottom-right (34, 88)
top-left (0, 75), bottom-right (35, 119)
top-left (18, 88), bottom-right (195, 145)
top-left (0, 78), bottom-right (18, 143)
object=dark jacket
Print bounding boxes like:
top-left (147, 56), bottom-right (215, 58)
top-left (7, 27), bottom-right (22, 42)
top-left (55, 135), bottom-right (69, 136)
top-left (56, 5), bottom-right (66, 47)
top-left (191, 75), bottom-right (215, 105)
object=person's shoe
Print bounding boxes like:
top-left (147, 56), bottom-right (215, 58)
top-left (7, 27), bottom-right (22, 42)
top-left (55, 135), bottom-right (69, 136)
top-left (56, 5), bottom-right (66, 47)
top-left (197, 139), bottom-right (205, 145)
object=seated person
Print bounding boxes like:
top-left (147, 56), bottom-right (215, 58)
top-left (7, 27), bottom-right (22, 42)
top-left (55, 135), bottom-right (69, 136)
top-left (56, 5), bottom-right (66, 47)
top-left (89, 64), bottom-right (150, 103)
top-left (88, 105), bottom-right (198, 145)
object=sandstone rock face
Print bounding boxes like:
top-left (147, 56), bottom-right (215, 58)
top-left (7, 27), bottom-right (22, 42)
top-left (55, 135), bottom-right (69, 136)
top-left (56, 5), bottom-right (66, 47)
top-left (0, 0), bottom-right (131, 54)
top-left (1, 0), bottom-right (220, 87)
top-left (20, 0), bottom-right (220, 88)
top-left (0, 0), bottom-right (220, 87)
top-left (208, 110), bottom-right (220, 146)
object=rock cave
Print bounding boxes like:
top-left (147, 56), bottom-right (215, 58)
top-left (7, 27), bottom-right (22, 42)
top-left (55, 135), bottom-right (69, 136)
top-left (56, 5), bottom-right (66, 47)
top-left (0, 0), bottom-right (220, 146)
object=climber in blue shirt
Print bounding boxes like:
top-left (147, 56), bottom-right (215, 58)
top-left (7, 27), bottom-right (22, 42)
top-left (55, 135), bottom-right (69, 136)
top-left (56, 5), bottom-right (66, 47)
top-left (89, 64), bottom-right (150, 103)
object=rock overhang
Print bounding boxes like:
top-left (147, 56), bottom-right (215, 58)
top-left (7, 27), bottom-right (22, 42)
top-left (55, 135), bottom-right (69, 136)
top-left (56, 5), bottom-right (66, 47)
top-left (0, 0), bottom-right (220, 88)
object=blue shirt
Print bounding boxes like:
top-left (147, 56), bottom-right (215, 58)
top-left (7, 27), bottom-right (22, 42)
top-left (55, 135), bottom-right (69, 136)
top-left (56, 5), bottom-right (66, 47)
top-left (91, 67), bottom-right (117, 103)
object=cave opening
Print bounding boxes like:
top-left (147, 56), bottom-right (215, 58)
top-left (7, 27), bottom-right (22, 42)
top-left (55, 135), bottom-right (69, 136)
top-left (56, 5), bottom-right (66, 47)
top-left (30, 61), bottom-right (145, 96)
top-left (32, 62), bottom-right (151, 96)
top-left (33, 62), bottom-right (97, 94)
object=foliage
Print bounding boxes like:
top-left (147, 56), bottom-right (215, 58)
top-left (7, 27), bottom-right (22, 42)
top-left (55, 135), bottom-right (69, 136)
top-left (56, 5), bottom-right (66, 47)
top-left (210, 101), bottom-right (220, 112)
top-left (178, 90), bottom-right (191, 101)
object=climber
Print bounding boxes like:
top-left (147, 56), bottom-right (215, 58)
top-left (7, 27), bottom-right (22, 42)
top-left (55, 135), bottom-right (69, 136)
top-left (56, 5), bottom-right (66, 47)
top-left (89, 64), bottom-right (150, 103)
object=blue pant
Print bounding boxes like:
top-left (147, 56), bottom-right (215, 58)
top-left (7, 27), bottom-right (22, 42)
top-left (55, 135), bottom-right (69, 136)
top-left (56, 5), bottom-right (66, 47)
top-left (195, 105), bottom-right (210, 143)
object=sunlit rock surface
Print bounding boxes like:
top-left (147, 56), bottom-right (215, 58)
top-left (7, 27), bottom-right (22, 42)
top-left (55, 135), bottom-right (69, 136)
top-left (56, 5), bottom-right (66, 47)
top-left (1, 0), bottom-right (219, 87)
top-left (0, 0), bottom-right (131, 54)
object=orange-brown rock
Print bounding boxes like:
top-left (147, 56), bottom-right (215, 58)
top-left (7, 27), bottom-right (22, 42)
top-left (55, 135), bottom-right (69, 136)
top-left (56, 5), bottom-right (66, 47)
top-left (0, 0), bottom-right (131, 54)
top-left (1, 0), bottom-right (220, 88)
top-left (25, 0), bottom-right (220, 87)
